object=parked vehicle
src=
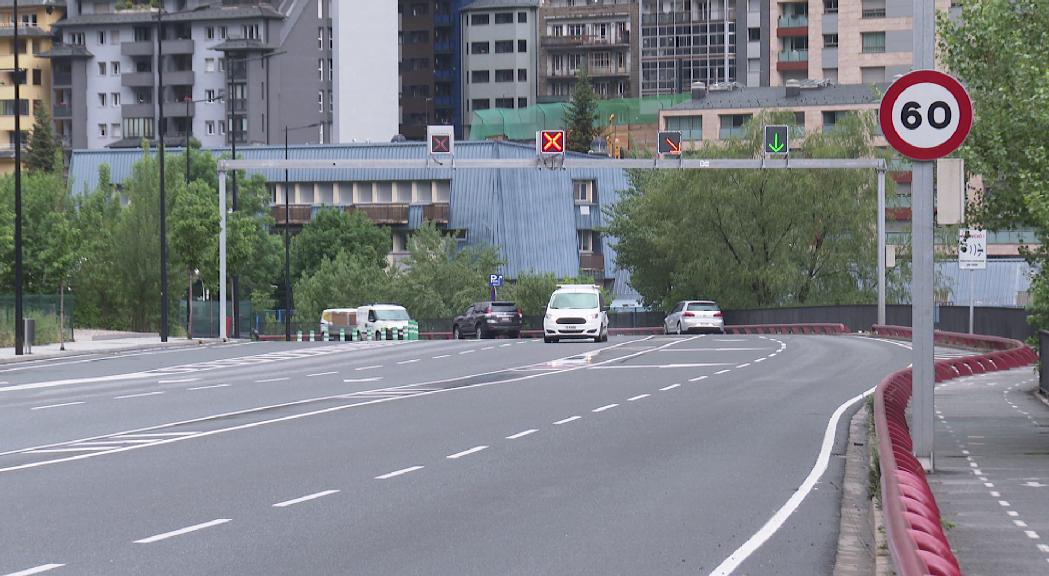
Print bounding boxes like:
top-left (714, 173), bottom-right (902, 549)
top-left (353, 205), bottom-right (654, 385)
top-left (663, 300), bottom-right (724, 334)
top-left (543, 284), bottom-right (609, 343)
top-left (452, 301), bottom-right (523, 339)
top-left (356, 304), bottom-right (412, 340)
top-left (320, 308), bottom-right (357, 337)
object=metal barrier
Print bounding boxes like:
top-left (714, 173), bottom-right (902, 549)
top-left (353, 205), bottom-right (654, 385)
top-left (724, 323), bottom-right (850, 335)
top-left (1040, 331), bottom-right (1049, 398)
top-left (870, 325), bottom-right (1037, 576)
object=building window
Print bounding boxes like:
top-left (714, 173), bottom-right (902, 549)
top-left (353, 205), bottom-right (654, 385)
top-left (518, 39), bottom-right (527, 53)
top-left (218, 121), bottom-right (225, 135)
top-left (471, 70), bottom-right (490, 83)
top-left (518, 11), bottom-right (527, 23)
top-left (218, 58), bottom-right (226, 72)
top-left (97, 31), bottom-right (105, 45)
top-left (823, 34), bottom-right (838, 48)
top-left (69, 32), bottom-right (85, 45)
top-left (494, 12), bottom-right (513, 24)
top-left (822, 110), bottom-right (851, 133)
top-left (518, 97), bottom-right (528, 108)
top-left (719, 114), bottom-right (751, 139)
top-left (205, 89), bottom-right (216, 102)
top-left (495, 97), bottom-right (514, 109)
top-left (98, 62), bottom-right (106, 76)
top-left (573, 180), bottom-right (595, 204)
top-left (31, 69), bottom-right (40, 85)
top-left (205, 58), bottom-right (215, 72)
top-left (517, 68), bottom-right (527, 82)
top-left (861, 66), bottom-right (886, 83)
top-left (205, 121), bottom-right (215, 135)
top-left (470, 13), bottom-right (489, 25)
top-left (470, 41), bottom-right (490, 54)
top-left (328, 58), bottom-right (333, 81)
top-left (318, 90), bottom-right (324, 113)
top-left (494, 69), bottom-right (513, 82)
top-left (318, 59), bottom-right (324, 80)
top-left (577, 230), bottom-right (594, 252)
top-left (748, 28), bottom-right (761, 42)
top-left (220, 26), bottom-right (227, 39)
top-left (823, 0), bottom-right (838, 13)
top-left (328, 27), bottom-right (333, 50)
top-left (495, 40), bottom-right (513, 53)
top-left (109, 30), bottom-right (120, 44)
top-left (471, 98), bottom-right (490, 110)
top-left (111, 93), bottom-right (120, 107)
top-left (666, 115), bottom-right (702, 141)
top-left (111, 61), bottom-right (120, 75)
top-left (98, 123), bottom-right (107, 138)
top-left (318, 27), bottom-right (324, 50)
top-left (591, 51), bottom-right (610, 70)
top-left (861, 32), bottom-right (886, 53)
top-left (98, 93), bottom-right (106, 107)
top-left (207, 26), bottom-right (215, 39)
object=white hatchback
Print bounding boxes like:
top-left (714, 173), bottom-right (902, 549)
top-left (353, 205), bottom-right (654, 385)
top-left (664, 300), bottom-right (725, 335)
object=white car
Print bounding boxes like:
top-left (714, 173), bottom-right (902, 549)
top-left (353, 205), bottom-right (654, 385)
top-left (356, 304), bottom-right (412, 340)
top-left (543, 285), bottom-right (609, 343)
top-left (664, 300), bottom-right (725, 334)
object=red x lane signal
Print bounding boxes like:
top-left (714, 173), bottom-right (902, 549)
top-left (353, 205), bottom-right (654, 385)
top-left (430, 134), bottom-right (451, 154)
top-left (539, 130), bottom-right (565, 154)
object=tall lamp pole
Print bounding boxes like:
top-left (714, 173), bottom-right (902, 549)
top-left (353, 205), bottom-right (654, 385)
top-left (283, 121), bottom-right (321, 342)
top-left (157, 8), bottom-right (168, 342)
top-left (13, 0), bottom-right (23, 355)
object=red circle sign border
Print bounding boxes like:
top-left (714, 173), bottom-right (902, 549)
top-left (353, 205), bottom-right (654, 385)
top-left (879, 69), bottom-right (973, 161)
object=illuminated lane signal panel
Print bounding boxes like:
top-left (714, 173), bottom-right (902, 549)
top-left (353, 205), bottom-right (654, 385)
top-left (427, 125), bottom-right (455, 157)
top-left (537, 130), bottom-right (566, 156)
top-left (657, 131), bottom-right (682, 156)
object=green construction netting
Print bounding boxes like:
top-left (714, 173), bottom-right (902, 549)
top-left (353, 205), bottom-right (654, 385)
top-left (468, 94), bottom-right (693, 141)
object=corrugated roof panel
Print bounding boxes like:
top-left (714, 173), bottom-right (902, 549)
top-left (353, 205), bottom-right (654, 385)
top-left (936, 259), bottom-right (1034, 308)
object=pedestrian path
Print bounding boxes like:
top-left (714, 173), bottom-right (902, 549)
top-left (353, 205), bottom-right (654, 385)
top-left (928, 366), bottom-right (1049, 575)
top-left (0, 329), bottom-right (201, 363)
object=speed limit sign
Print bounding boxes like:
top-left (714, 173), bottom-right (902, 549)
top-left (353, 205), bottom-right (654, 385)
top-left (879, 70), bottom-right (973, 161)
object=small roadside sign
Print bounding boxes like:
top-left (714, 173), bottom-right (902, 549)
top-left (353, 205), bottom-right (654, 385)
top-left (763, 125), bottom-right (789, 156)
top-left (879, 70), bottom-right (973, 161)
top-left (537, 130), bottom-right (565, 156)
top-left (958, 229), bottom-right (986, 270)
top-left (488, 274), bottom-right (504, 287)
top-left (657, 131), bottom-right (682, 156)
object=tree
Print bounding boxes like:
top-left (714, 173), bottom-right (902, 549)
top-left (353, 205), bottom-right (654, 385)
top-left (565, 66), bottom-right (599, 153)
top-left (505, 272), bottom-right (611, 316)
top-left (293, 251), bottom-right (390, 324)
top-left (606, 110), bottom-right (891, 312)
top-left (170, 180), bottom-right (219, 338)
top-left (292, 208), bottom-right (392, 280)
top-left (939, 0), bottom-right (1049, 328)
top-left (40, 210), bottom-right (79, 349)
top-left (26, 105), bottom-right (58, 173)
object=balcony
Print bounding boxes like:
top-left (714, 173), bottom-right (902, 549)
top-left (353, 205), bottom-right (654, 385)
top-left (433, 13), bottom-right (453, 26)
top-left (347, 203), bottom-right (410, 225)
top-left (53, 71), bottom-right (72, 86)
top-left (542, 34), bottom-right (629, 49)
top-left (162, 39), bottom-right (194, 54)
top-left (861, 8), bottom-right (886, 18)
top-left (53, 105), bottom-right (72, 118)
top-left (271, 204), bottom-right (314, 226)
top-left (777, 14), bottom-right (808, 27)
top-left (777, 49), bottom-right (809, 72)
top-left (121, 41), bottom-right (154, 57)
top-left (579, 251), bottom-right (605, 274)
top-left (434, 69), bottom-right (454, 81)
top-left (163, 101), bottom-right (194, 117)
top-left (164, 70), bottom-right (194, 86)
top-left (121, 103), bottom-right (155, 119)
top-left (422, 202), bottom-right (449, 224)
top-left (121, 72), bottom-right (154, 87)
top-left (433, 40), bottom-right (453, 53)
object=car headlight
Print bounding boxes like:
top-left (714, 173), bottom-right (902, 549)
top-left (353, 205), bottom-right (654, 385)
top-left (545, 314), bottom-right (553, 320)
top-left (590, 313), bottom-right (599, 320)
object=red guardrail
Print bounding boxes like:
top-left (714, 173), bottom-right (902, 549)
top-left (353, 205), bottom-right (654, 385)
top-left (870, 325), bottom-right (1037, 576)
top-left (724, 323), bottom-right (850, 335)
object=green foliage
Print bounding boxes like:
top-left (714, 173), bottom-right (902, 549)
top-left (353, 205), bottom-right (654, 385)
top-left (505, 272), bottom-right (610, 315)
top-left (606, 110), bottom-right (892, 311)
top-left (565, 67), bottom-right (599, 153)
top-left (388, 223), bottom-right (503, 320)
top-left (72, 164), bottom-right (123, 328)
top-left (940, 1), bottom-right (1049, 329)
top-left (292, 208), bottom-right (392, 279)
top-left (26, 105), bottom-right (59, 173)
top-left (293, 251), bottom-right (390, 323)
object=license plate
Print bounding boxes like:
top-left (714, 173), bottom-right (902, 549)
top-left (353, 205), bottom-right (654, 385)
top-left (567, 325), bottom-right (578, 330)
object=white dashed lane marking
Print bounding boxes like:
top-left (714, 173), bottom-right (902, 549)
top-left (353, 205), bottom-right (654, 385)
top-left (506, 429), bottom-right (538, 440)
top-left (187, 384), bottom-right (230, 391)
top-left (396, 359), bottom-right (420, 365)
top-left (447, 446), bottom-right (488, 459)
top-left (2, 564), bottom-right (65, 576)
top-left (30, 402), bottom-right (85, 411)
top-left (592, 404), bottom-right (618, 413)
top-left (355, 365), bottom-right (382, 371)
top-left (554, 416), bottom-right (581, 425)
top-left (714, 369), bottom-right (731, 375)
top-left (306, 371), bottom-right (337, 377)
top-left (134, 519), bottom-right (231, 544)
top-left (114, 391), bottom-right (164, 400)
top-left (272, 490), bottom-right (339, 508)
top-left (660, 384), bottom-right (681, 391)
top-left (433, 355), bottom-right (451, 359)
top-left (627, 394), bottom-right (650, 401)
top-left (375, 466), bottom-right (424, 480)
top-left (255, 377), bottom-right (289, 383)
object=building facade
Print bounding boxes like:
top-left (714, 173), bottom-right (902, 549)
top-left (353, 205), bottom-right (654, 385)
top-left (537, 0), bottom-right (639, 102)
top-left (333, 0), bottom-right (397, 143)
top-left (460, 0), bottom-right (539, 137)
top-left (45, 0), bottom-right (335, 154)
top-left (397, 0), bottom-right (469, 140)
top-left (0, 0), bottom-right (63, 174)
top-left (639, 0), bottom-right (743, 96)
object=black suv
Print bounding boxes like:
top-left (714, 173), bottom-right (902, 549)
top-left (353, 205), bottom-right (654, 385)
top-left (452, 301), bottom-right (523, 339)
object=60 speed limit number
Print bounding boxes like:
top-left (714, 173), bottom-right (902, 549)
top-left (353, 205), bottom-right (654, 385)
top-left (879, 70), bottom-right (973, 161)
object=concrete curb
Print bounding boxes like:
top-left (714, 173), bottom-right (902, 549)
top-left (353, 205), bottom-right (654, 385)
top-left (0, 338), bottom-right (223, 366)
top-left (833, 407), bottom-right (876, 576)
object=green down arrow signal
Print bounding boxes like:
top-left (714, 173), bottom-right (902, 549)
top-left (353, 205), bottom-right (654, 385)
top-left (768, 132), bottom-right (785, 153)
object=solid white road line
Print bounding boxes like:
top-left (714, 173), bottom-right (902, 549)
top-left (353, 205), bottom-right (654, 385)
top-left (506, 429), bottom-right (538, 439)
top-left (447, 446), bottom-right (488, 459)
top-left (134, 519), bottom-right (231, 544)
top-left (30, 402), bottom-right (85, 411)
top-left (2, 564), bottom-right (65, 576)
top-left (157, 377), bottom-right (199, 384)
top-left (255, 377), bottom-right (289, 383)
top-left (272, 490), bottom-right (340, 508)
top-left (343, 377), bottom-right (383, 383)
top-left (375, 466), bottom-right (424, 480)
top-left (592, 404), bottom-right (618, 413)
top-left (397, 359), bottom-right (420, 365)
top-left (187, 384), bottom-right (230, 391)
top-left (433, 354), bottom-right (451, 359)
top-left (707, 385), bottom-right (875, 576)
top-left (714, 369), bottom-right (731, 375)
top-left (355, 365), bottom-right (382, 371)
top-left (554, 416), bottom-right (581, 425)
top-left (25, 447), bottom-right (108, 453)
top-left (114, 391), bottom-right (164, 400)
top-left (111, 432), bottom-right (197, 438)
top-left (307, 371), bottom-right (337, 377)
top-left (659, 384), bottom-right (681, 391)
top-left (689, 376), bottom-right (709, 382)
top-left (75, 440), bottom-right (160, 445)
top-left (627, 394), bottom-right (650, 401)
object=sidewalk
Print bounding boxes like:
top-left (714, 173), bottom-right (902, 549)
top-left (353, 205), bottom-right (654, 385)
top-left (928, 366), bottom-right (1049, 575)
top-left (0, 328), bottom-right (206, 363)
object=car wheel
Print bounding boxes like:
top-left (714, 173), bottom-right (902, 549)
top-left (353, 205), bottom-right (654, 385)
top-left (475, 324), bottom-right (484, 339)
top-left (452, 326), bottom-right (460, 340)
top-left (676, 322), bottom-right (683, 335)
top-left (375, 330), bottom-right (382, 341)
top-left (664, 322), bottom-right (670, 335)
top-left (509, 331), bottom-right (520, 339)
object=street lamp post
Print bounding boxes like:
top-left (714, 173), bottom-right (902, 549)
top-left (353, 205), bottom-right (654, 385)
top-left (12, 0), bottom-right (23, 355)
top-left (157, 8), bottom-right (168, 342)
top-left (283, 122), bottom-right (321, 342)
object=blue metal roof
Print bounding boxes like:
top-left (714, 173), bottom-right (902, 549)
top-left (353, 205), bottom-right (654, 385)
top-left (68, 141), bottom-right (637, 290)
top-left (936, 259), bottom-right (1034, 308)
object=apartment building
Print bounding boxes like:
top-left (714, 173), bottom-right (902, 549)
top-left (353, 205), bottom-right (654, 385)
top-left (461, 0), bottom-right (539, 137)
top-left (639, 0), bottom-right (743, 96)
top-left (537, 0), bottom-right (638, 102)
top-left (45, 0), bottom-right (335, 153)
top-left (0, 0), bottom-right (63, 174)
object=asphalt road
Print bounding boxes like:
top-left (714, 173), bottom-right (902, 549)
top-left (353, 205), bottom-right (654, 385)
top-left (0, 334), bottom-right (916, 575)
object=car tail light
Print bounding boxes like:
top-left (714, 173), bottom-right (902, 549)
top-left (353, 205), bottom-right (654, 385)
top-left (516, 307), bottom-right (523, 317)
top-left (682, 312), bottom-right (695, 318)
top-left (713, 311), bottom-right (723, 318)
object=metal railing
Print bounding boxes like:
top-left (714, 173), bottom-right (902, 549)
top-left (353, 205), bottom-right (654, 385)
top-left (1040, 330), bottom-right (1049, 396)
top-left (862, 8), bottom-right (887, 18)
top-left (777, 14), bottom-right (809, 27)
top-left (778, 49), bottom-right (809, 62)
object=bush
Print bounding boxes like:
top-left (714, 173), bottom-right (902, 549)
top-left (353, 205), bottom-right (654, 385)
top-left (0, 308), bottom-right (65, 347)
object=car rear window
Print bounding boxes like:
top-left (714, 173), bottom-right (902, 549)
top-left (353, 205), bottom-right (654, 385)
top-left (686, 303), bottom-right (720, 311)
top-left (490, 302), bottom-right (517, 311)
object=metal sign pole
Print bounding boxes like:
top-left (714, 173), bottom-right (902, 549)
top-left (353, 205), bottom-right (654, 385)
top-left (219, 170), bottom-right (228, 341)
top-left (969, 269), bottom-right (974, 334)
top-left (878, 169), bottom-right (886, 326)
top-left (911, 0), bottom-right (936, 469)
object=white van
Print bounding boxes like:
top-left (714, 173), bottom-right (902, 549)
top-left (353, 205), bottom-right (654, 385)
top-left (356, 304), bottom-right (412, 340)
top-left (543, 284), bottom-right (609, 343)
